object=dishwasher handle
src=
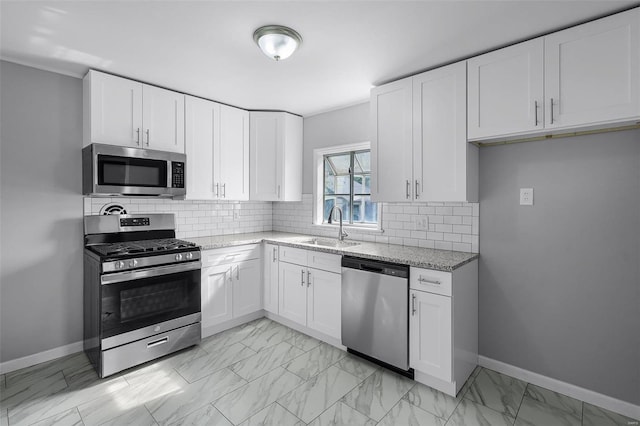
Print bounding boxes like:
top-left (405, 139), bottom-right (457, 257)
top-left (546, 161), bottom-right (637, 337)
top-left (360, 264), bottom-right (385, 273)
top-left (342, 256), bottom-right (409, 278)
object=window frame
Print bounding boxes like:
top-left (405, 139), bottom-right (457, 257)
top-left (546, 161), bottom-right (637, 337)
top-left (313, 142), bottom-right (382, 231)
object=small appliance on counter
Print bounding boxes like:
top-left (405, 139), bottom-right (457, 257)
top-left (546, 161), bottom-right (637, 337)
top-left (83, 213), bottom-right (201, 377)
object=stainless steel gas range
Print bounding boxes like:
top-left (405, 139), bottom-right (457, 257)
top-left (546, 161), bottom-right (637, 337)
top-left (83, 213), bottom-right (201, 378)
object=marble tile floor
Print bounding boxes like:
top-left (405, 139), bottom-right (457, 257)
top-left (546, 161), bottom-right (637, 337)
top-left (1, 318), bottom-right (638, 426)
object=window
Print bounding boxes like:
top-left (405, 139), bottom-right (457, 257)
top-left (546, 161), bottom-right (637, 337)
top-left (314, 142), bottom-right (380, 229)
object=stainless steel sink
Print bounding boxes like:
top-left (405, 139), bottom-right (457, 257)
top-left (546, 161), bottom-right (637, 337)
top-left (299, 238), bottom-right (360, 248)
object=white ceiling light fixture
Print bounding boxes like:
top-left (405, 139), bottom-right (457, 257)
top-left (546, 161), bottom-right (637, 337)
top-left (253, 25), bottom-right (302, 61)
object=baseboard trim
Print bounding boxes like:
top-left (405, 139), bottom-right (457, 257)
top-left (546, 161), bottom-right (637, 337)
top-left (0, 341), bottom-right (84, 374)
top-left (478, 356), bottom-right (640, 421)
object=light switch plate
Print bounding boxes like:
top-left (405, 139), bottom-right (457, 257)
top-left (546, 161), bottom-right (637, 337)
top-left (520, 188), bottom-right (534, 206)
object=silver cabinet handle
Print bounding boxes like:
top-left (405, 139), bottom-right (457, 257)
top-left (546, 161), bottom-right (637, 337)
top-left (277, 185), bottom-right (281, 199)
top-left (411, 294), bottom-right (417, 316)
top-left (272, 247), bottom-right (277, 262)
top-left (307, 270), bottom-right (311, 287)
top-left (136, 128), bottom-right (141, 145)
top-left (301, 269), bottom-right (305, 286)
top-left (215, 183), bottom-right (219, 197)
top-left (406, 180), bottom-right (410, 199)
top-left (550, 98), bottom-right (555, 124)
top-left (222, 183), bottom-right (226, 198)
top-left (534, 101), bottom-right (539, 126)
top-left (415, 180), bottom-right (420, 199)
top-left (236, 265), bottom-right (239, 280)
top-left (147, 337), bottom-right (168, 348)
top-left (146, 129), bottom-right (150, 146)
top-left (418, 277), bottom-right (441, 285)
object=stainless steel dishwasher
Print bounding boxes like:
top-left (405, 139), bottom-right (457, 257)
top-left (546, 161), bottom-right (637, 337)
top-left (341, 256), bottom-right (412, 377)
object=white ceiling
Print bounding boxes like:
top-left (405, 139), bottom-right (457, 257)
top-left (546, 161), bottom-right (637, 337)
top-left (1, 1), bottom-right (637, 116)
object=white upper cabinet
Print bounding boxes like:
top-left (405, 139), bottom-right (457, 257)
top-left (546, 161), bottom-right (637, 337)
top-left (83, 71), bottom-right (143, 148)
top-left (545, 9), bottom-right (640, 129)
top-left (371, 66), bottom-right (477, 203)
top-left (414, 62), bottom-right (477, 202)
top-left (467, 39), bottom-right (544, 140)
top-left (185, 96), bottom-right (249, 200)
top-left (219, 105), bottom-right (249, 200)
top-left (142, 85), bottom-right (185, 153)
top-left (83, 70), bottom-right (185, 153)
top-left (370, 78), bottom-right (414, 202)
top-left (185, 95), bottom-right (218, 200)
top-left (468, 8), bottom-right (639, 141)
top-left (249, 111), bottom-right (302, 202)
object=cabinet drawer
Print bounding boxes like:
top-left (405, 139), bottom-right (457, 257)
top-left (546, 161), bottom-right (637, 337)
top-left (410, 267), bottom-right (452, 297)
top-left (279, 246), bottom-right (308, 266)
top-left (202, 244), bottom-right (260, 267)
top-left (308, 251), bottom-right (342, 274)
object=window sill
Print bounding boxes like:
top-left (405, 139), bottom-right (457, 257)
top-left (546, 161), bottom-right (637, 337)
top-left (311, 223), bottom-right (385, 235)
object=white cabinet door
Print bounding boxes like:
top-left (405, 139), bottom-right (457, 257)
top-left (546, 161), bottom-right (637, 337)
top-left (370, 77), bottom-right (414, 202)
top-left (410, 290), bottom-right (452, 382)
top-left (467, 38), bottom-right (544, 140)
top-left (413, 62), bottom-right (472, 202)
top-left (185, 96), bottom-right (218, 200)
top-left (263, 244), bottom-right (279, 314)
top-left (545, 9), bottom-right (640, 128)
top-left (250, 112), bottom-right (282, 201)
top-left (142, 85), bottom-right (185, 153)
top-left (278, 262), bottom-right (307, 325)
top-left (201, 264), bottom-right (233, 328)
top-left (232, 259), bottom-right (262, 317)
top-left (219, 105), bottom-right (249, 200)
top-left (86, 71), bottom-right (143, 148)
top-left (306, 268), bottom-right (341, 339)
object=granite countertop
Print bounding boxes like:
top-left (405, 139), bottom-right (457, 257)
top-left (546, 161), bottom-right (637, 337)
top-left (185, 232), bottom-right (478, 272)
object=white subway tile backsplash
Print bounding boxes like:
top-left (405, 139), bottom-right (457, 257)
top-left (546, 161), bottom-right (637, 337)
top-left (86, 197), bottom-right (273, 239)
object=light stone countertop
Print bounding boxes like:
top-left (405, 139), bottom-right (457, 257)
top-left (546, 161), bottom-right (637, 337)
top-left (184, 232), bottom-right (478, 272)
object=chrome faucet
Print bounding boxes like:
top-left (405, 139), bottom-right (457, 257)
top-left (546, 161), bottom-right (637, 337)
top-left (328, 206), bottom-right (348, 241)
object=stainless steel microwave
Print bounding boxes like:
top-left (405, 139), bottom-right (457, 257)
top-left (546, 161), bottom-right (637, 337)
top-left (82, 143), bottom-right (186, 197)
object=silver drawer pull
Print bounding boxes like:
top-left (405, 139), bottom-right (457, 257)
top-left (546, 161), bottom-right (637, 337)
top-left (418, 277), bottom-right (441, 285)
top-left (411, 293), bottom-right (417, 316)
top-left (147, 337), bottom-right (168, 348)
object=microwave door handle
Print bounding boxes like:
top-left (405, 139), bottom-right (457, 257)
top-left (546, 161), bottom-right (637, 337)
top-left (101, 262), bottom-right (201, 285)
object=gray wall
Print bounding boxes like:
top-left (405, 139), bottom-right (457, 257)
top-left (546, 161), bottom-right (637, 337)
top-left (0, 61), bottom-right (84, 362)
top-left (479, 129), bottom-right (640, 405)
top-left (302, 102), bottom-right (369, 193)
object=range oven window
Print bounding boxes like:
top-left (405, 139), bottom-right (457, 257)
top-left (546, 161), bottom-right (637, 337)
top-left (98, 155), bottom-right (167, 188)
top-left (101, 269), bottom-right (200, 339)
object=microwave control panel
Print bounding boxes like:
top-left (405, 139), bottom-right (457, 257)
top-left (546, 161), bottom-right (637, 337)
top-left (172, 162), bottom-right (185, 188)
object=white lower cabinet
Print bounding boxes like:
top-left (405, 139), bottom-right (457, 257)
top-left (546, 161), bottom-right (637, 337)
top-left (263, 243), bottom-right (279, 314)
top-left (277, 247), bottom-right (341, 340)
top-left (201, 245), bottom-right (262, 335)
top-left (410, 290), bottom-right (452, 382)
top-left (409, 260), bottom-right (478, 396)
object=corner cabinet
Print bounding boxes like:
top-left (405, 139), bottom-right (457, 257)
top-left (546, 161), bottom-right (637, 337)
top-left (277, 246), bottom-right (341, 340)
top-left (371, 62), bottom-right (478, 203)
top-left (249, 112), bottom-right (303, 201)
top-left (83, 70), bottom-right (184, 153)
top-left (409, 260), bottom-right (478, 396)
top-left (200, 245), bottom-right (262, 337)
top-left (468, 8), bottom-right (640, 141)
top-left (185, 96), bottom-right (249, 200)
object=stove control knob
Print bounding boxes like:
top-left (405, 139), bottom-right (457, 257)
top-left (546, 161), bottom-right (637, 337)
top-left (116, 261), bottom-right (125, 269)
top-left (186, 252), bottom-right (193, 260)
top-left (128, 260), bottom-right (138, 268)
top-left (175, 254), bottom-right (183, 261)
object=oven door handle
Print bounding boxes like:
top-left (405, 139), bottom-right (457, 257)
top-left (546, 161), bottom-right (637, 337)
top-left (101, 262), bottom-right (201, 285)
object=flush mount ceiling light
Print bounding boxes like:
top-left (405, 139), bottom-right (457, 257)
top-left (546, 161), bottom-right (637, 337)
top-left (253, 25), bottom-right (302, 61)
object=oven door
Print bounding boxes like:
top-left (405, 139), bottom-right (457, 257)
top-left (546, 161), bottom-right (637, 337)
top-left (100, 262), bottom-right (201, 344)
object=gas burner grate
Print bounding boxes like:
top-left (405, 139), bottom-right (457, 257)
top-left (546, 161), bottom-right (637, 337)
top-left (90, 238), bottom-right (197, 257)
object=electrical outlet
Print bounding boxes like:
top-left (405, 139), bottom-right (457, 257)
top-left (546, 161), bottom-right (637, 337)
top-left (233, 211), bottom-right (240, 220)
top-left (415, 217), bottom-right (428, 230)
top-left (520, 188), bottom-right (534, 206)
